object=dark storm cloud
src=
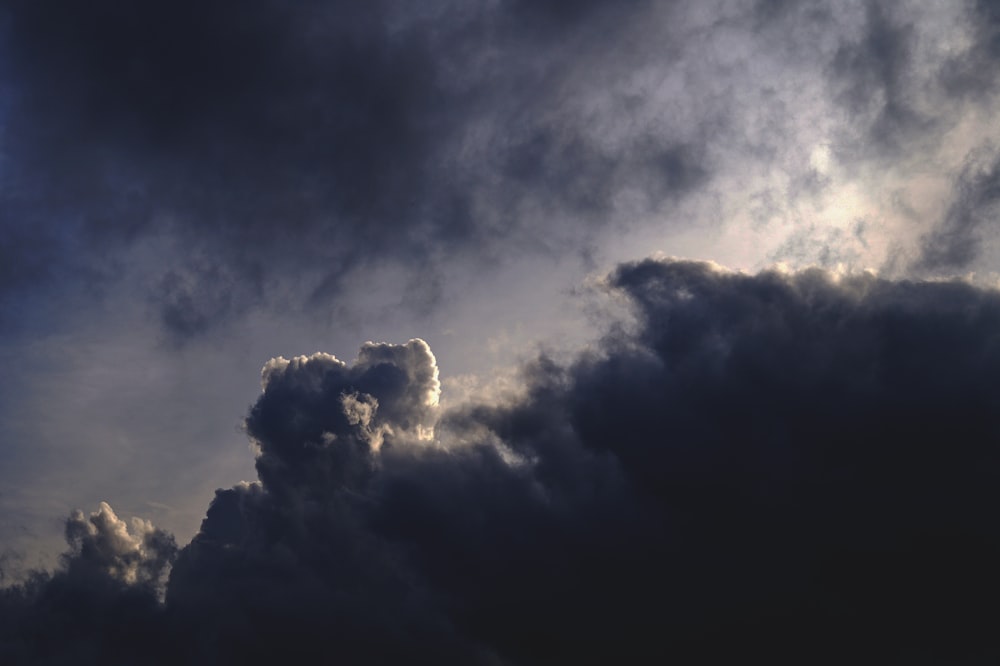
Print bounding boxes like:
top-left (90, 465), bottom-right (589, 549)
top-left (914, 147), bottom-right (1000, 272)
top-left (163, 339), bottom-right (485, 663)
top-left (0, 0), bottom-right (705, 339)
top-left (7, 259), bottom-right (1000, 663)
top-left (0, 0), bottom-right (445, 309)
top-left (422, 259), bottom-right (1000, 662)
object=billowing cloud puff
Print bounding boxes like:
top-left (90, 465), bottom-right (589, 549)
top-left (248, 338), bottom-right (441, 493)
top-left (7, 260), bottom-right (1000, 663)
top-left (0, 502), bottom-right (176, 665)
top-left (64, 501), bottom-right (176, 590)
top-left (156, 339), bottom-right (465, 662)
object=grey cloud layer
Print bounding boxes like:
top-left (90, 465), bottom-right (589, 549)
top-left (916, 146), bottom-right (1000, 271)
top-left (6, 1), bottom-right (1000, 339)
top-left (6, 258), bottom-right (1000, 663)
top-left (0, 0), bottom-right (701, 337)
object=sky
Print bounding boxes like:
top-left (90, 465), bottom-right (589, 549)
top-left (3, 0), bottom-right (1000, 663)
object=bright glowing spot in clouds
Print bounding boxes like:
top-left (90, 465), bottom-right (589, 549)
top-left (809, 143), bottom-right (832, 175)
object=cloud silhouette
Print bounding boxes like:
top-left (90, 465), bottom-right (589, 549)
top-left (6, 259), bottom-right (1000, 663)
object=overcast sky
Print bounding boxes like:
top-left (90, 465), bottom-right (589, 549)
top-left (3, 1), bottom-right (1000, 663)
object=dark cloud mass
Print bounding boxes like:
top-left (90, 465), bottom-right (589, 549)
top-left (13, 0), bottom-right (1000, 339)
top-left (0, 0), bottom-right (708, 338)
top-left (6, 259), bottom-right (1000, 663)
top-left (9, 1), bottom-right (1000, 664)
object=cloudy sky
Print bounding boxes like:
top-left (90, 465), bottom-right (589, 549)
top-left (3, 0), bottom-right (1000, 662)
